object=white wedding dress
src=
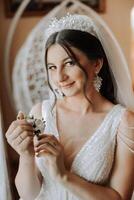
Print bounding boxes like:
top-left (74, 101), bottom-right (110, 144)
top-left (33, 99), bottom-right (125, 200)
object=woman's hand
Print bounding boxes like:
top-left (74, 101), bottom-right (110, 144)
top-left (5, 111), bottom-right (34, 157)
top-left (34, 133), bottom-right (67, 180)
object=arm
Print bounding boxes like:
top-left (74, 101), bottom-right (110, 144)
top-left (56, 110), bottom-right (134, 200)
top-left (15, 103), bottom-right (43, 200)
top-left (15, 153), bottom-right (42, 200)
top-left (58, 172), bottom-right (121, 200)
top-left (56, 170), bottom-right (121, 200)
top-left (108, 110), bottom-right (134, 200)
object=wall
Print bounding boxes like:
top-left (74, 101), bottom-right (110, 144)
top-left (0, 0), bottom-right (134, 199)
top-left (102, 0), bottom-right (134, 65)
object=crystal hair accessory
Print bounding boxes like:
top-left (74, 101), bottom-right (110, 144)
top-left (44, 14), bottom-right (99, 43)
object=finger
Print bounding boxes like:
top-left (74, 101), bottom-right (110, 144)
top-left (7, 125), bottom-right (34, 141)
top-left (9, 128), bottom-right (34, 143)
top-left (35, 133), bottom-right (52, 140)
top-left (33, 134), bottom-right (51, 146)
top-left (35, 149), bottom-right (53, 157)
top-left (5, 120), bottom-right (32, 138)
top-left (49, 135), bottom-right (60, 145)
top-left (17, 111), bottom-right (25, 120)
top-left (5, 120), bottom-right (18, 138)
top-left (34, 136), bottom-right (58, 146)
top-left (35, 144), bottom-right (57, 157)
top-left (12, 134), bottom-right (33, 147)
top-left (17, 136), bottom-right (33, 149)
top-left (37, 133), bottom-right (52, 139)
top-left (34, 134), bottom-right (59, 146)
top-left (17, 119), bottom-right (33, 126)
top-left (35, 142), bottom-right (58, 155)
top-left (37, 133), bottom-right (59, 140)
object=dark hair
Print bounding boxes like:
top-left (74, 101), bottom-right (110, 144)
top-left (44, 29), bottom-right (117, 110)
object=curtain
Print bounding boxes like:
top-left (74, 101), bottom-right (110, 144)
top-left (0, 104), bottom-right (12, 200)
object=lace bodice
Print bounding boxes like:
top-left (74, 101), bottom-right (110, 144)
top-left (35, 99), bottom-right (125, 200)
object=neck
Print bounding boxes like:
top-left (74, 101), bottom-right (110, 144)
top-left (64, 95), bottom-right (91, 115)
top-left (61, 89), bottom-right (104, 115)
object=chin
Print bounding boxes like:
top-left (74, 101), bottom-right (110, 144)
top-left (62, 89), bottom-right (82, 97)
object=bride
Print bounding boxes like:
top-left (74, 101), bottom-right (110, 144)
top-left (6, 14), bottom-right (134, 200)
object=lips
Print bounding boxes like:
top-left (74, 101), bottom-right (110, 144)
top-left (61, 82), bottom-right (75, 88)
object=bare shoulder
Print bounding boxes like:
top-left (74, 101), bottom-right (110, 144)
top-left (119, 109), bottom-right (134, 139)
top-left (108, 109), bottom-right (134, 199)
top-left (29, 102), bottom-right (42, 119)
top-left (121, 109), bottom-right (134, 125)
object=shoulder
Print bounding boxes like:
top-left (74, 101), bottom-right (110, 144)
top-left (29, 102), bottom-right (42, 119)
top-left (108, 109), bottom-right (134, 199)
top-left (121, 109), bottom-right (134, 125)
top-left (119, 109), bottom-right (134, 140)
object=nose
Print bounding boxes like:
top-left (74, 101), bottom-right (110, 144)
top-left (57, 69), bottom-right (68, 82)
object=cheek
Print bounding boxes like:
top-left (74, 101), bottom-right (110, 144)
top-left (73, 72), bottom-right (84, 84)
top-left (48, 71), bottom-right (56, 84)
top-left (79, 74), bottom-right (85, 84)
top-left (71, 67), bottom-right (84, 79)
top-left (73, 72), bottom-right (86, 87)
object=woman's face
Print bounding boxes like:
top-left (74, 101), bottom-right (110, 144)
top-left (46, 44), bottom-right (99, 97)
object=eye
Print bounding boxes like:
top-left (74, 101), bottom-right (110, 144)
top-left (47, 65), bottom-right (56, 70)
top-left (64, 60), bottom-right (76, 67)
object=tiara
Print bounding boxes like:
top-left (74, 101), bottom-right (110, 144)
top-left (45, 14), bottom-right (99, 42)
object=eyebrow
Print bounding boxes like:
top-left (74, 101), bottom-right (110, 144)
top-left (47, 57), bottom-right (72, 66)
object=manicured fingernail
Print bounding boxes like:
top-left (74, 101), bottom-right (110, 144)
top-left (35, 152), bottom-right (39, 156)
top-left (34, 147), bottom-right (38, 151)
top-left (40, 150), bottom-right (44, 153)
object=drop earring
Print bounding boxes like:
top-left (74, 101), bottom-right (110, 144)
top-left (93, 72), bottom-right (102, 92)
